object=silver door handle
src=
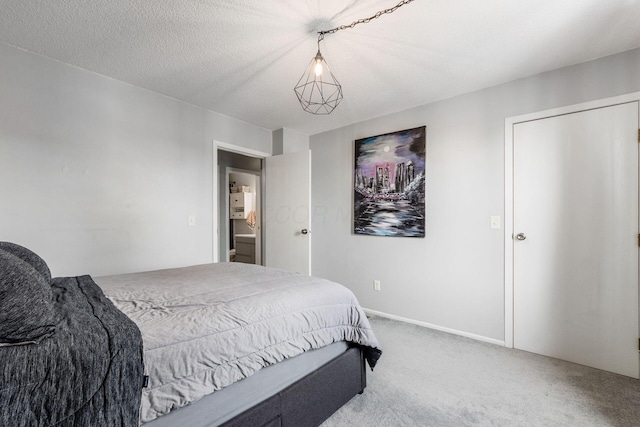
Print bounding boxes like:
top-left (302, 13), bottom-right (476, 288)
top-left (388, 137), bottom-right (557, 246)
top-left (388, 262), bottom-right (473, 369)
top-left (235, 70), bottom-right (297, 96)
top-left (515, 233), bottom-right (526, 241)
top-left (301, 229), bottom-right (309, 235)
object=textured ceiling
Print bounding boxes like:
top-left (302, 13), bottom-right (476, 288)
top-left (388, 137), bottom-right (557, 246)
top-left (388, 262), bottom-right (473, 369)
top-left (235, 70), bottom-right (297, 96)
top-left (1, 0), bottom-right (640, 135)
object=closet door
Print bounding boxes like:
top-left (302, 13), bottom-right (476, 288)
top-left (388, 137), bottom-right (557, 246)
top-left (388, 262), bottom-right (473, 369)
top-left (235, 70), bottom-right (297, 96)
top-left (512, 101), bottom-right (639, 378)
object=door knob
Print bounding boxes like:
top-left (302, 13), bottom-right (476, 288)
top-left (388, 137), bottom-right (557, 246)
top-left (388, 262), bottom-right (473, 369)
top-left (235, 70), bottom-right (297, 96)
top-left (301, 229), bottom-right (309, 235)
top-left (515, 233), bottom-right (526, 241)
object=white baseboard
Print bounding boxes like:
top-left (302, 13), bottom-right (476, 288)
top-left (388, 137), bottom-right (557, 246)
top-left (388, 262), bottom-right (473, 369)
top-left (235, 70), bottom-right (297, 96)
top-left (363, 307), bottom-right (505, 347)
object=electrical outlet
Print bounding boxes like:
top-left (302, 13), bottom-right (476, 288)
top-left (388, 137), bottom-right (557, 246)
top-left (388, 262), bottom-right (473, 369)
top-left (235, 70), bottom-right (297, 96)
top-left (373, 280), bottom-right (381, 291)
top-left (188, 215), bottom-right (196, 227)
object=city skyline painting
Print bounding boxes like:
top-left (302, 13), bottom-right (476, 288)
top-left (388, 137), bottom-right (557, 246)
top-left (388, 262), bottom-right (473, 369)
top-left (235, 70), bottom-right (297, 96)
top-left (354, 126), bottom-right (426, 237)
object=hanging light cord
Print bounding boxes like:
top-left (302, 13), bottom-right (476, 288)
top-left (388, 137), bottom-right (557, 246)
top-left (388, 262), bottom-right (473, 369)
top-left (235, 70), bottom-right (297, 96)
top-left (318, 0), bottom-right (415, 39)
top-left (296, 0), bottom-right (415, 115)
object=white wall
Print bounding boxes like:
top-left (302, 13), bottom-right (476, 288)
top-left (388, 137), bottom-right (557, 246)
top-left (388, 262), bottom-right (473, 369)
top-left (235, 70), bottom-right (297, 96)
top-left (310, 48), bottom-right (640, 342)
top-left (272, 127), bottom-right (309, 155)
top-left (3, 39), bottom-right (640, 342)
top-left (0, 43), bottom-right (271, 277)
top-left (281, 128), bottom-right (309, 153)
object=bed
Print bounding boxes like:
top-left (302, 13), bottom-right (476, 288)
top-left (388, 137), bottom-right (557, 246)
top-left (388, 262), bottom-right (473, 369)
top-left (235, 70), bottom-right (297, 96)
top-left (0, 242), bottom-right (382, 427)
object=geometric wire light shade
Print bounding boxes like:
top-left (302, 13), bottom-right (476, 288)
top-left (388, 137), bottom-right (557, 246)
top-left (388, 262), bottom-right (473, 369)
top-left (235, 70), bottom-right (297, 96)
top-left (294, 46), bottom-right (343, 115)
top-left (294, 0), bottom-right (414, 115)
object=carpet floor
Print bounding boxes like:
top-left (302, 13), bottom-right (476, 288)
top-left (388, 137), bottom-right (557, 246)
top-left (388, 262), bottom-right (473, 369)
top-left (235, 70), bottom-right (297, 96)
top-left (321, 315), bottom-right (640, 427)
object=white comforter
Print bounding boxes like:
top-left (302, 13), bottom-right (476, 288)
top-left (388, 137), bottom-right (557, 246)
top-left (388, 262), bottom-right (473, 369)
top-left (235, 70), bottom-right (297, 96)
top-left (94, 263), bottom-right (381, 423)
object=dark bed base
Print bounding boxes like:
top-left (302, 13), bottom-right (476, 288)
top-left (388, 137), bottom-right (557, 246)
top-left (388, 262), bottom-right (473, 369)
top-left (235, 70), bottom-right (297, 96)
top-left (221, 346), bottom-right (366, 427)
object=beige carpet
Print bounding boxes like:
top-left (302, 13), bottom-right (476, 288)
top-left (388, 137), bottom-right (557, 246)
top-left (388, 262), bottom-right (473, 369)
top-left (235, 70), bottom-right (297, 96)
top-left (322, 315), bottom-right (640, 426)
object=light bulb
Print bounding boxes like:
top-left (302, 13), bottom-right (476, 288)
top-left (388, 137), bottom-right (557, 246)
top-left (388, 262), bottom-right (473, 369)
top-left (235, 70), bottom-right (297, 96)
top-left (314, 60), bottom-right (323, 77)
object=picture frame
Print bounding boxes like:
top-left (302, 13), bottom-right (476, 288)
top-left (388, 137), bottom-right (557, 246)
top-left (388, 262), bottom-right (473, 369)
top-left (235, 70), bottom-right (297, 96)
top-left (353, 126), bottom-right (426, 237)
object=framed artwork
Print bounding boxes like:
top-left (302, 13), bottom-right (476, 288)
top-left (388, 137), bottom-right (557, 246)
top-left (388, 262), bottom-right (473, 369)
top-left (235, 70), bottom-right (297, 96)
top-left (353, 126), bottom-right (426, 237)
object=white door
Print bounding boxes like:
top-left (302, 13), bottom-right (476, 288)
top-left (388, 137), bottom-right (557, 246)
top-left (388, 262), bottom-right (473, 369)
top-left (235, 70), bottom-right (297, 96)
top-left (513, 102), bottom-right (639, 378)
top-left (264, 150), bottom-right (311, 275)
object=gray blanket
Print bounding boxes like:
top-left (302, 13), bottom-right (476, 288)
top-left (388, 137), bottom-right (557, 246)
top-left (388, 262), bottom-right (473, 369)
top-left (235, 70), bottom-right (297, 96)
top-left (95, 263), bottom-right (382, 424)
top-left (0, 275), bottom-right (144, 426)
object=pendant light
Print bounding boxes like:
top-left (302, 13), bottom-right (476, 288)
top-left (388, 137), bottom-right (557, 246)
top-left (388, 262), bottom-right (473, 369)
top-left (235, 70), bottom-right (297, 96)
top-left (294, 0), bottom-right (416, 115)
top-left (294, 34), bottom-right (343, 115)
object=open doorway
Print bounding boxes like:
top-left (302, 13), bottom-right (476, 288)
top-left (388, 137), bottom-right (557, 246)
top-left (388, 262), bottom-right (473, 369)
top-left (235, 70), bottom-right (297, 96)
top-left (226, 168), bottom-right (261, 264)
top-left (217, 149), bottom-right (263, 265)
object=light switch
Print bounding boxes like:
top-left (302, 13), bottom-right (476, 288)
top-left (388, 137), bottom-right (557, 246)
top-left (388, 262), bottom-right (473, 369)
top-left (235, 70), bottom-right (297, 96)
top-left (490, 216), bottom-right (501, 229)
top-left (188, 215), bottom-right (196, 227)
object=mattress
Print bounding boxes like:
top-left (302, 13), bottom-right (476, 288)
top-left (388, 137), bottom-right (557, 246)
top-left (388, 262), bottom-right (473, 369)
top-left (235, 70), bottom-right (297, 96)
top-left (94, 262), bottom-right (381, 424)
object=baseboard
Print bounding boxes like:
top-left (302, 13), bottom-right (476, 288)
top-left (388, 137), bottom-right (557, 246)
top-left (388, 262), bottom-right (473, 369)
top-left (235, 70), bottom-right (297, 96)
top-left (363, 308), bottom-right (505, 347)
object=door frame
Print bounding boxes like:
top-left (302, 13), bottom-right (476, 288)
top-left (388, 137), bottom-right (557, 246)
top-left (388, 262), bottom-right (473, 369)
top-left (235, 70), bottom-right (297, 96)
top-left (212, 140), bottom-right (269, 263)
top-left (504, 92), bottom-right (640, 348)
